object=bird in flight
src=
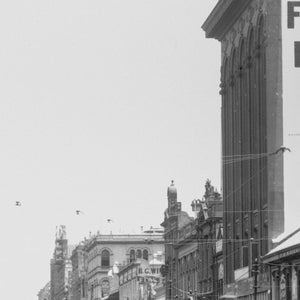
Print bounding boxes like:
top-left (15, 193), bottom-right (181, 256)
top-left (76, 210), bottom-right (84, 215)
top-left (107, 219), bottom-right (114, 223)
top-left (271, 146), bottom-right (291, 155)
top-left (15, 201), bottom-right (21, 206)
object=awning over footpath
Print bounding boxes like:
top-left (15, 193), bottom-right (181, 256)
top-left (263, 227), bottom-right (300, 263)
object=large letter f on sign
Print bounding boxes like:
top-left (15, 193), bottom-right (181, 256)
top-left (288, 1), bottom-right (300, 28)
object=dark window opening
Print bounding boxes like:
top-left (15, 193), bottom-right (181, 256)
top-left (143, 249), bottom-right (148, 260)
top-left (130, 249), bottom-right (135, 262)
top-left (101, 250), bottom-right (110, 267)
top-left (136, 249), bottom-right (142, 259)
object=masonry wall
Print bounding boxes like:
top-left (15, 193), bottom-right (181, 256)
top-left (85, 238), bottom-right (164, 300)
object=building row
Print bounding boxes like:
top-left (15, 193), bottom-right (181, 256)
top-left (43, 225), bottom-right (166, 300)
top-left (39, 179), bottom-right (224, 300)
top-left (161, 180), bottom-right (223, 300)
top-left (39, 0), bottom-right (300, 300)
top-left (161, 0), bottom-right (296, 299)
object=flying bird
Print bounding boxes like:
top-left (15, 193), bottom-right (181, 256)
top-left (107, 219), bottom-right (114, 223)
top-left (15, 201), bottom-right (21, 206)
top-left (271, 146), bottom-right (291, 155)
top-left (76, 210), bottom-right (84, 215)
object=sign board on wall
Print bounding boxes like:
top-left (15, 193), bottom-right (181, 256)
top-left (286, 1), bottom-right (300, 67)
top-left (282, 0), bottom-right (300, 229)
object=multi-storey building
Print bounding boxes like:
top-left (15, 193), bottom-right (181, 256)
top-left (175, 212), bottom-right (198, 299)
top-left (161, 180), bottom-right (223, 300)
top-left (161, 181), bottom-right (191, 300)
top-left (202, 1), bottom-right (284, 299)
top-left (195, 180), bottom-right (223, 299)
top-left (37, 282), bottom-right (50, 300)
top-left (263, 228), bottom-right (300, 300)
top-left (70, 244), bottom-right (88, 300)
top-left (118, 252), bottom-right (164, 300)
top-left (84, 230), bottom-right (164, 300)
top-left (50, 225), bottom-right (75, 300)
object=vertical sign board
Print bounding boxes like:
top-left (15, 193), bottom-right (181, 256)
top-left (295, 41), bottom-right (300, 66)
top-left (287, 1), bottom-right (300, 67)
top-left (282, 1), bottom-right (300, 227)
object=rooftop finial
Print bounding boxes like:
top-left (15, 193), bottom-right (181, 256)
top-left (167, 180), bottom-right (177, 202)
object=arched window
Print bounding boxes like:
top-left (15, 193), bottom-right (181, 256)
top-left (136, 249), bottom-right (142, 259)
top-left (101, 250), bottom-right (110, 268)
top-left (101, 280), bottom-right (110, 297)
top-left (143, 249), bottom-right (148, 260)
top-left (130, 249), bottom-right (135, 262)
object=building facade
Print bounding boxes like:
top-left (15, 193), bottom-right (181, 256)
top-left (161, 180), bottom-right (223, 300)
top-left (50, 225), bottom-right (75, 300)
top-left (118, 253), bottom-right (164, 300)
top-left (195, 180), bottom-right (223, 299)
top-left (161, 181), bottom-right (192, 300)
top-left (84, 231), bottom-right (164, 300)
top-left (70, 244), bottom-right (88, 300)
top-left (202, 0), bottom-right (284, 299)
top-left (37, 282), bottom-right (50, 300)
top-left (175, 214), bottom-right (198, 299)
top-left (263, 228), bottom-right (300, 300)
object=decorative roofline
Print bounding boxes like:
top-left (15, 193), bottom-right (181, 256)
top-left (263, 244), bottom-right (300, 263)
top-left (202, 0), bottom-right (252, 41)
top-left (84, 234), bottom-right (164, 251)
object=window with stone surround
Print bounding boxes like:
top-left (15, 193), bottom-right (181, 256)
top-left (101, 250), bottom-right (110, 268)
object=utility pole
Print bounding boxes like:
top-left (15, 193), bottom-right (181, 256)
top-left (252, 258), bottom-right (259, 300)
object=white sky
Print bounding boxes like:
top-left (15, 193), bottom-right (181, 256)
top-left (0, 1), bottom-right (299, 299)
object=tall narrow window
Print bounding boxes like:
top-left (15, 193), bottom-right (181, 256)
top-left (136, 249), bottom-right (142, 259)
top-left (130, 249), bottom-right (135, 262)
top-left (101, 280), bottom-right (110, 297)
top-left (101, 250), bottom-right (110, 268)
top-left (143, 249), bottom-right (148, 260)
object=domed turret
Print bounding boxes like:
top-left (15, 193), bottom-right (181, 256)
top-left (167, 180), bottom-right (177, 207)
top-left (167, 180), bottom-right (177, 198)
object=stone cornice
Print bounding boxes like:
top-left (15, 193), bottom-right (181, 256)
top-left (202, 0), bottom-right (253, 41)
top-left (84, 234), bottom-right (164, 251)
top-left (263, 245), bottom-right (300, 264)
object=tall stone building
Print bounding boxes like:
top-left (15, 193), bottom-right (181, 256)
top-left (118, 253), bottom-right (164, 300)
top-left (70, 244), bottom-right (88, 300)
top-left (195, 180), bottom-right (223, 299)
top-left (84, 229), bottom-right (164, 300)
top-left (50, 225), bottom-right (75, 300)
top-left (37, 282), bottom-right (50, 300)
top-left (161, 181), bottom-right (191, 300)
top-left (202, 0), bottom-right (284, 299)
top-left (161, 180), bottom-right (223, 300)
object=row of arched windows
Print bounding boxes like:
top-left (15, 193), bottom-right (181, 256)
top-left (88, 247), bottom-right (151, 271)
top-left (129, 249), bottom-right (149, 262)
top-left (221, 15), bottom-right (268, 284)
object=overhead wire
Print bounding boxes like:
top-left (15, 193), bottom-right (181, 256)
top-left (163, 237), bottom-right (276, 245)
top-left (222, 152), bottom-right (270, 165)
top-left (164, 151), bottom-right (285, 220)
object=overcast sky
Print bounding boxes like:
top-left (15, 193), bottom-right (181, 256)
top-left (0, 1), bottom-right (299, 299)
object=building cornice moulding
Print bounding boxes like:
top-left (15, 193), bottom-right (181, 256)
top-left (202, 0), bottom-right (253, 41)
